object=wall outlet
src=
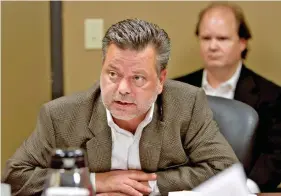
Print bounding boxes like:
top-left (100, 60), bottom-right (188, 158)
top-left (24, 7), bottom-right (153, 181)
top-left (84, 18), bottom-right (103, 50)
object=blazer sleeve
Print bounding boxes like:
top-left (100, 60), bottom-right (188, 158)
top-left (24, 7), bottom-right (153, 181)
top-left (249, 92), bottom-right (281, 191)
top-left (156, 89), bottom-right (239, 195)
top-left (1, 104), bottom-right (56, 196)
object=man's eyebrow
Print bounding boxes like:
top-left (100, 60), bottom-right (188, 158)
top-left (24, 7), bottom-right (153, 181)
top-left (132, 69), bottom-right (148, 75)
top-left (108, 64), bottom-right (119, 70)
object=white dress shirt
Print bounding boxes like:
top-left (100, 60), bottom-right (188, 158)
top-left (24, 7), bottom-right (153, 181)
top-left (202, 62), bottom-right (242, 99)
top-left (91, 103), bottom-right (160, 195)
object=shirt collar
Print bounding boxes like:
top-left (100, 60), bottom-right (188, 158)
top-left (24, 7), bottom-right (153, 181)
top-left (202, 61), bottom-right (242, 91)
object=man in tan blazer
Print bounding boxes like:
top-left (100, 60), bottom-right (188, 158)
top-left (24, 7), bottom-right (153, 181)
top-left (2, 18), bottom-right (238, 196)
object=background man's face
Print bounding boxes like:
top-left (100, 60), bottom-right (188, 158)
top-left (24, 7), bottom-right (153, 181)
top-left (198, 8), bottom-right (246, 70)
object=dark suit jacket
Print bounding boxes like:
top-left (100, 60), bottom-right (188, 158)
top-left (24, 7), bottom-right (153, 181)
top-left (174, 65), bottom-right (281, 192)
top-left (2, 80), bottom-right (238, 196)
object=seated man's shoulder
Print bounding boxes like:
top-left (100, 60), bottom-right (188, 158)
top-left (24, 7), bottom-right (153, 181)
top-left (173, 69), bottom-right (203, 85)
top-left (164, 79), bottom-right (202, 103)
top-left (42, 82), bottom-right (100, 118)
top-left (247, 68), bottom-right (281, 98)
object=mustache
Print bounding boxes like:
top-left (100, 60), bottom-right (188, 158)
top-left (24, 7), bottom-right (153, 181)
top-left (113, 94), bottom-right (136, 104)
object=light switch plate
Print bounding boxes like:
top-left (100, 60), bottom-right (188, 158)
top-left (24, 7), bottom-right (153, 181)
top-left (84, 18), bottom-right (103, 50)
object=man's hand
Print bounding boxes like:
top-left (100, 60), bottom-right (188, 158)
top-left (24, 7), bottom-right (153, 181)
top-left (96, 193), bottom-right (129, 196)
top-left (96, 170), bottom-right (157, 196)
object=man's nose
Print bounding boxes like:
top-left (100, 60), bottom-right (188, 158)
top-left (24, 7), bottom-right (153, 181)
top-left (209, 39), bottom-right (219, 51)
top-left (117, 78), bottom-right (132, 95)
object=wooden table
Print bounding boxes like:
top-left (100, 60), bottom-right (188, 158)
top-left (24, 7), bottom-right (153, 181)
top-left (257, 193), bottom-right (281, 196)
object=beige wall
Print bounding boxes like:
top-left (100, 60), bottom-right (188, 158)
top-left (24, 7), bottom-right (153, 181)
top-left (1, 2), bottom-right (51, 171)
top-left (63, 1), bottom-right (281, 95)
top-left (1, 1), bottom-right (280, 171)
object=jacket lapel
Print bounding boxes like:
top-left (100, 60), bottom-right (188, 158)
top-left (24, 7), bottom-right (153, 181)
top-left (193, 69), bottom-right (203, 87)
top-left (139, 97), bottom-right (167, 172)
top-left (85, 90), bottom-right (167, 173)
top-left (87, 96), bottom-right (112, 172)
top-left (234, 65), bottom-right (260, 108)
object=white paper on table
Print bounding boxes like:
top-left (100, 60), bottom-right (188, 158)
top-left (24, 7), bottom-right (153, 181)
top-left (192, 163), bottom-right (250, 196)
top-left (168, 191), bottom-right (203, 196)
top-left (168, 163), bottom-right (257, 196)
top-left (1, 183), bottom-right (11, 196)
top-left (168, 191), bottom-right (256, 196)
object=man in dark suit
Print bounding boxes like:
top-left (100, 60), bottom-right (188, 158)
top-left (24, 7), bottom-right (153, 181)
top-left (174, 2), bottom-right (281, 192)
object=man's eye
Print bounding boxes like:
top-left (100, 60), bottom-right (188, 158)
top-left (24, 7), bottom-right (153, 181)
top-left (218, 37), bottom-right (228, 41)
top-left (108, 71), bottom-right (120, 82)
top-left (201, 36), bottom-right (211, 40)
top-left (133, 75), bottom-right (146, 87)
top-left (134, 75), bottom-right (142, 80)
top-left (109, 71), bottom-right (117, 78)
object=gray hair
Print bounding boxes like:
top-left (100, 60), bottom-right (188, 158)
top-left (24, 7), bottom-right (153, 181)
top-left (102, 18), bottom-right (171, 72)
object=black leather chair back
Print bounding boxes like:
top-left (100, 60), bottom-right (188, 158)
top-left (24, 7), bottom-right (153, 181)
top-left (207, 95), bottom-right (259, 174)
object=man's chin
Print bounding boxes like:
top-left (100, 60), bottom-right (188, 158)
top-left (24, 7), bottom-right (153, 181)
top-left (111, 113), bottom-right (137, 121)
top-left (109, 109), bottom-right (137, 120)
top-left (205, 63), bottom-right (226, 69)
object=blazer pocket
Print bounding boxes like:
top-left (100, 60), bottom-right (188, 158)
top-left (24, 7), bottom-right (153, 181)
top-left (163, 159), bottom-right (189, 170)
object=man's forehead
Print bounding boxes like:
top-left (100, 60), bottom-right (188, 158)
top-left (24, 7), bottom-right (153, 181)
top-left (203, 7), bottom-right (236, 24)
top-left (209, 17), bottom-right (225, 25)
top-left (106, 45), bottom-right (156, 62)
top-left (200, 9), bottom-right (238, 34)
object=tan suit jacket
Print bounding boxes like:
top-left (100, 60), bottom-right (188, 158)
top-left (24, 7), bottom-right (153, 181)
top-left (2, 80), bottom-right (238, 196)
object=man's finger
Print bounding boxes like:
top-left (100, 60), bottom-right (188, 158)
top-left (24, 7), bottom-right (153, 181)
top-left (128, 172), bottom-right (157, 181)
top-left (124, 179), bottom-right (151, 194)
top-left (119, 184), bottom-right (144, 196)
top-left (96, 193), bottom-right (129, 196)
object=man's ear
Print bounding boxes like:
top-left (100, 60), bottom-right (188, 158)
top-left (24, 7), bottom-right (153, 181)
top-left (239, 38), bottom-right (247, 52)
top-left (157, 69), bottom-right (167, 94)
top-left (160, 69), bottom-right (167, 84)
